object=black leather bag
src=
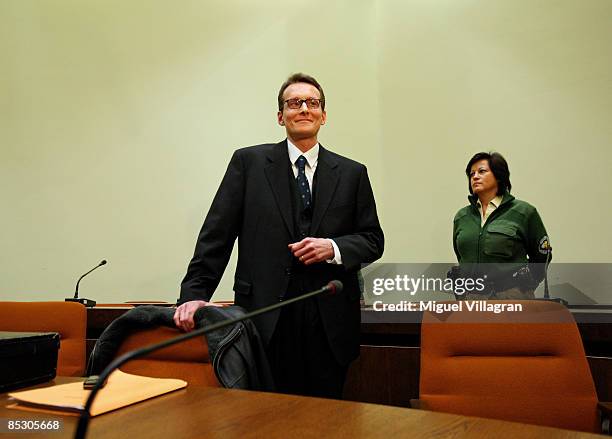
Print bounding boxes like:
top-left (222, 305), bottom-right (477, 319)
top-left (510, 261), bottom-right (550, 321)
top-left (0, 331), bottom-right (59, 391)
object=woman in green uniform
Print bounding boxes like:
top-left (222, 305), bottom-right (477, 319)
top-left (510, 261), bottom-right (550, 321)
top-left (453, 152), bottom-right (551, 299)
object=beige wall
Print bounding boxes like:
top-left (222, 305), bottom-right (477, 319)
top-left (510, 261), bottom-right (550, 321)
top-left (1, 0), bottom-right (610, 303)
top-left (376, 0), bottom-right (612, 264)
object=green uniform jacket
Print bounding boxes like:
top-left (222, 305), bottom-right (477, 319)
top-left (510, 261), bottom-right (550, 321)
top-left (453, 193), bottom-right (551, 284)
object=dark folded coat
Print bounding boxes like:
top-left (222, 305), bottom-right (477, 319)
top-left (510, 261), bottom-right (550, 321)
top-left (87, 305), bottom-right (274, 391)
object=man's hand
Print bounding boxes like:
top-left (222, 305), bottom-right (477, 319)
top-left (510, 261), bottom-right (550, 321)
top-left (173, 300), bottom-right (222, 332)
top-left (289, 237), bottom-right (334, 265)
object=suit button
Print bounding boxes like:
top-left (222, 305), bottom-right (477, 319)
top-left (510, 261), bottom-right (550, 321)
top-left (285, 268), bottom-right (292, 275)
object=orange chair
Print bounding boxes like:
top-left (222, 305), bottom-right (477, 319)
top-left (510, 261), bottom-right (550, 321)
top-left (0, 301), bottom-right (86, 376)
top-left (114, 326), bottom-right (220, 387)
top-left (418, 300), bottom-right (599, 432)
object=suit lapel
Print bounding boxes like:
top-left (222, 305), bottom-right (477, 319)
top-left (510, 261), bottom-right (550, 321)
top-left (311, 145), bottom-right (339, 236)
top-left (264, 141), bottom-right (295, 238)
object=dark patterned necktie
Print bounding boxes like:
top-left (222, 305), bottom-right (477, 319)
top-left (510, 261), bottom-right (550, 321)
top-left (296, 155), bottom-right (312, 210)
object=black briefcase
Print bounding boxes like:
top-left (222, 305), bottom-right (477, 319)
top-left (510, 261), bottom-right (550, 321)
top-left (0, 331), bottom-right (60, 392)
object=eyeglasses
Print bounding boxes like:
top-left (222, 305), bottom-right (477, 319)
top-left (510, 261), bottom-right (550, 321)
top-left (284, 98), bottom-right (322, 110)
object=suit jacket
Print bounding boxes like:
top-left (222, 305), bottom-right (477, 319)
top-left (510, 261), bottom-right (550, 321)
top-left (179, 140), bottom-right (384, 365)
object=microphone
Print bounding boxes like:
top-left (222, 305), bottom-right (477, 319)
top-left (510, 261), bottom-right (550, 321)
top-left (74, 280), bottom-right (342, 439)
top-left (537, 242), bottom-right (568, 305)
top-left (65, 260), bottom-right (107, 307)
top-left (543, 244), bottom-right (552, 299)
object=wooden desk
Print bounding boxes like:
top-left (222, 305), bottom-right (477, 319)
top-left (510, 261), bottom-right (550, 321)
top-left (0, 378), bottom-right (603, 439)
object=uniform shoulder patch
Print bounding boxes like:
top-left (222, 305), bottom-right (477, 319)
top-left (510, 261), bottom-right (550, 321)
top-left (539, 236), bottom-right (551, 254)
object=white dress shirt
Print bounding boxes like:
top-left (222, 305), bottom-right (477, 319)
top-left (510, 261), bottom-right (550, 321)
top-left (477, 195), bottom-right (503, 227)
top-left (287, 139), bottom-right (342, 265)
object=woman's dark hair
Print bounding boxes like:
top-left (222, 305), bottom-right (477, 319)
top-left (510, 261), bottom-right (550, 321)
top-left (465, 152), bottom-right (512, 195)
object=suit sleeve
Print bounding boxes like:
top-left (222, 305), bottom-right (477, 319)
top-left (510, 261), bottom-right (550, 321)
top-left (333, 165), bottom-right (384, 271)
top-left (178, 150), bottom-right (245, 303)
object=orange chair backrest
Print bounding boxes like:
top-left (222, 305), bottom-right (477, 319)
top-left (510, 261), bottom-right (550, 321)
top-left (0, 301), bottom-right (86, 376)
top-left (419, 300), bottom-right (598, 432)
top-left (115, 326), bottom-right (220, 387)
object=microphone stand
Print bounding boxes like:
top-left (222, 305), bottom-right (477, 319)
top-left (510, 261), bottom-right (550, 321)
top-left (539, 245), bottom-right (568, 306)
top-left (543, 248), bottom-right (552, 300)
top-left (74, 280), bottom-right (341, 439)
top-left (66, 260), bottom-right (107, 307)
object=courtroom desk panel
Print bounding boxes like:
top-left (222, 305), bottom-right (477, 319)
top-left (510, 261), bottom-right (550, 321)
top-left (588, 357), bottom-right (612, 401)
top-left (87, 307), bottom-right (132, 338)
top-left (87, 306), bottom-right (612, 354)
top-left (86, 307), bottom-right (132, 363)
top-left (576, 323), bottom-right (612, 357)
top-left (360, 308), bottom-right (612, 356)
top-left (344, 345), bottom-right (420, 407)
top-left (86, 304), bottom-right (171, 339)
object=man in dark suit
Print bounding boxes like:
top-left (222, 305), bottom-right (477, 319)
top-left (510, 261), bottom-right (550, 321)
top-left (175, 73), bottom-right (384, 398)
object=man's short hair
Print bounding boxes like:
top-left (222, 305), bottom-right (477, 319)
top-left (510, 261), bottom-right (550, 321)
top-left (278, 73), bottom-right (326, 111)
top-left (465, 151), bottom-right (512, 195)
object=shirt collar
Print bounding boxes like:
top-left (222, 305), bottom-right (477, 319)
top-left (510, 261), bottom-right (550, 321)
top-left (287, 138), bottom-right (319, 168)
top-left (476, 195), bottom-right (503, 208)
